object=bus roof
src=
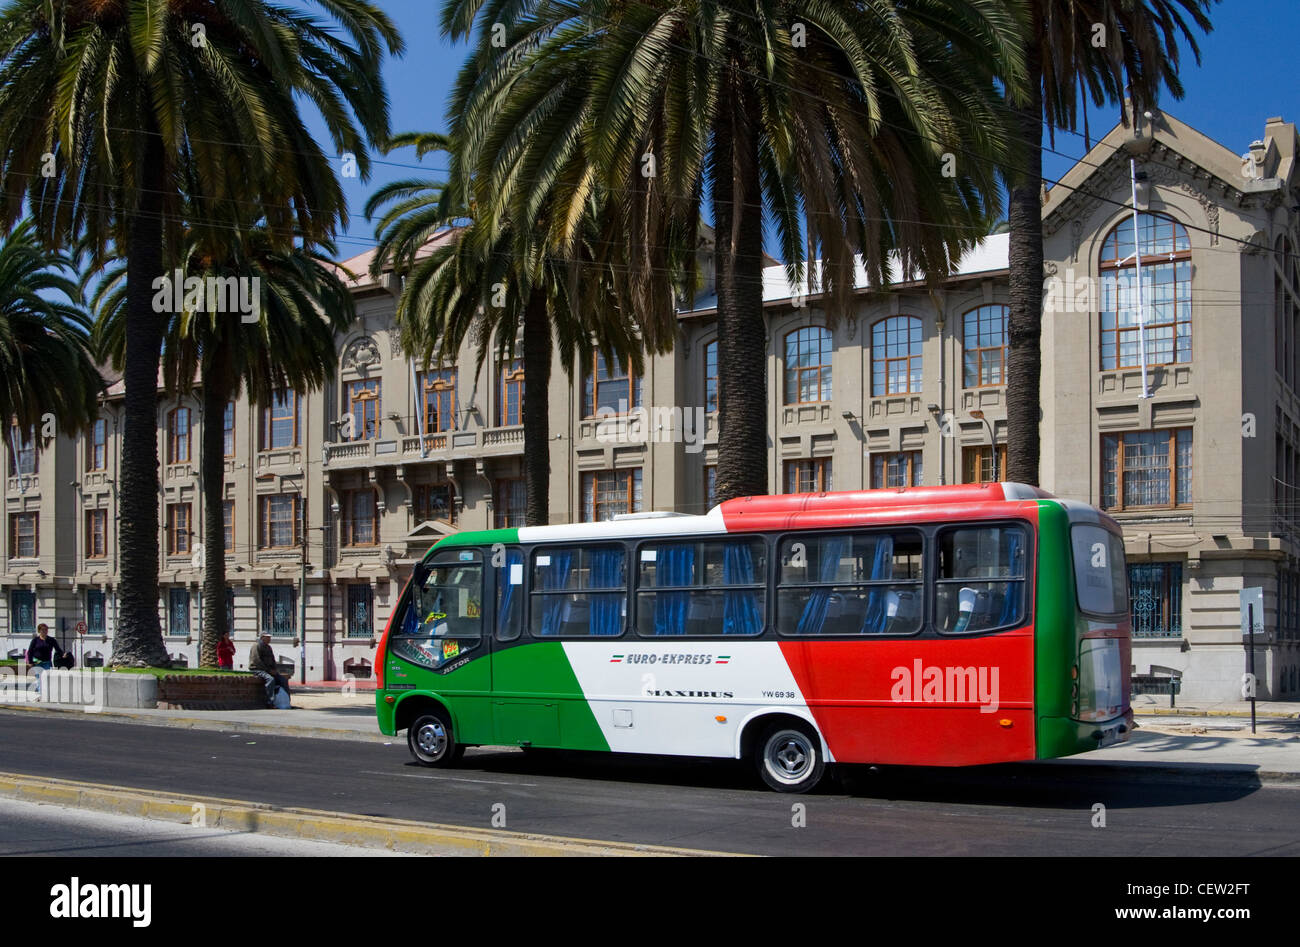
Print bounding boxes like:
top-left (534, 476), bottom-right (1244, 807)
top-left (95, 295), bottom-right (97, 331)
top-left (430, 483), bottom-right (1058, 552)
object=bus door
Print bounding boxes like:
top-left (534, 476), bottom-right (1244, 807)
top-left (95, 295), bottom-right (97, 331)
top-left (405, 547), bottom-right (493, 743)
top-left (490, 545), bottom-right (562, 747)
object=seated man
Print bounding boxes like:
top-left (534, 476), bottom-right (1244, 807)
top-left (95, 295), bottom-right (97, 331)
top-left (248, 631), bottom-right (291, 708)
top-left (26, 623), bottom-right (65, 696)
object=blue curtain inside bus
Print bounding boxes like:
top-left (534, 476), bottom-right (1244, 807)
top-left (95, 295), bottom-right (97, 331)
top-left (795, 537), bottom-right (846, 634)
top-left (859, 536), bottom-right (896, 634)
top-left (722, 542), bottom-right (762, 635)
top-left (497, 548), bottom-right (524, 637)
top-left (538, 549), bottom-right (575, 636)
top-left (589, 547), bottom-right (625, 636)
top-left (997, 530), bottom-right (1023, 626)
top-left (654, 544), bottom-right (695, 635)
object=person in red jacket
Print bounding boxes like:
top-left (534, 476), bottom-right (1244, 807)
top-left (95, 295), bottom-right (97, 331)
top-left (216, 630), bottom-right (236, 670)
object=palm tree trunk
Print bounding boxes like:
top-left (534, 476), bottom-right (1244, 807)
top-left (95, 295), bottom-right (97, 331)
top-left (712, 72), bottom-right (767, 502)
top-left (112, 118), bottom-right (170, 667)
top-left (1005, 14), bottom-right (1044, 487)
top-left (200, 372), bottom-right (229, 667)
top-left (522, 290), bottom-right (552, 526)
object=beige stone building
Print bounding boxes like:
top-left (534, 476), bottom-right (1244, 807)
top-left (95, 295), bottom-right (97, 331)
top-left (3, 108), bottom-right (1298, 700)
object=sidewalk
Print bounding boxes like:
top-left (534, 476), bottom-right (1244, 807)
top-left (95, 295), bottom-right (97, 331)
top-left (1130, 693), bottom-right (1300, 718)
top-left (1, 690), bottom-right (1297, 782)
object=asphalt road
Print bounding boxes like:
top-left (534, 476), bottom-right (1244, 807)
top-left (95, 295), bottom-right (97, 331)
top-left (0, 713), bottom-right (1296, 856)
top-left (0, 797), bottom-right (406, 857)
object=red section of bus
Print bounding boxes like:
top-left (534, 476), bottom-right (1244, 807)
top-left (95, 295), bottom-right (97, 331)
top-left (778, 632), bottom-right (1036, 765)
top-left (719, 485), bottom-right (1049, 534)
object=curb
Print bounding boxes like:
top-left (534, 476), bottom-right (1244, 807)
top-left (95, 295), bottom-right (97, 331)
top-left (0, 703), bottom-right (384, 744)
top-left (1134, 708), bottom-right (1300, 719)
top-left (1032, 758), bottom-right (1300, 786)
top-left (0, 772), bottom-right (731, 857)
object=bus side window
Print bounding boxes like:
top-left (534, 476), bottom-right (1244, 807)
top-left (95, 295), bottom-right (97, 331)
top-left (935, 526), bottom-right (1027, 634)
top-left (496, 547), bottom-right (525, 641)
top-left (531, 546), bottom-right (627, 637)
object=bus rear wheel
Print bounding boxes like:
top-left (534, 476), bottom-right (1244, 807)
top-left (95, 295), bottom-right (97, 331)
top-left (408, 710), bottom-right (464, 766)
top-left (756, 723), bottom-right (825, 793)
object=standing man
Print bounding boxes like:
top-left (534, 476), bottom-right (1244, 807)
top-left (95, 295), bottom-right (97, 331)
top-left (26, 623), bottom-right (65, 696)
top-left (249, 631), bottom-right (291, 708)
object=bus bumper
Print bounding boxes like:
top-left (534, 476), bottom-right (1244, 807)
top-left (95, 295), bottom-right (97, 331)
top-left (1038, 707), bottom-right (1135, 758)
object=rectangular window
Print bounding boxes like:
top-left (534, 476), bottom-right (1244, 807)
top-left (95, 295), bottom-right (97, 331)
top-left (226, 587), bottom-right (236, 630)
top-left (784, 459), bottom-right (832, 494)
top-left (777, 531), bottom-right (924, 636)
top-left (260, 390), bottom-right (301, 450)
top-left (346, 380), bottom-right (382, 441)
top-left (1101, 429), bottom-right (1191, 510)
top-left (582, 469), bottom-right (642, 522)
top-left (166, 504), bottom-right (191, 556)
top-left (86, 590), bottom-right (106, 635)
top-left (10, 589), bottom-right (35, 634)
top-left (499, 359), bottom-right (524, 426)
top-left (705, 466), bottom-right (718, 510)
top-left (341, 489), bottom-right (378, 546)
top-left (962, 446), bottom-right (1007, 484)
top-left (531, 546), bottom-right (627, 637)
top-left (346, 584), bottom-right (374, 639)
top-left (86, 509), bottom-right (107, 559)
top-left (935, 526), bottom-right (1028, 634)
top-left (88, 419), bottom-right (107, 471)
top-left (1128, 562), bottom-right (1182, 638)
top-left (259, 494), bottom-right (301, 549)
top-left (419, 369), bottom-right (457, 434)
top-left (8, 424), bottom-right (36, 476)
top-left (261, 585), bottom-right (296, 637)
top-left (223, 500), bottom-right (234, 552)
top-left (1071, 525), bottom-right (1129, 617)
top-left (636, 539), bottom-right (767, 636)
top-left (9, 513), bottom-right (37, 558)
top-left (167, 588), bottom-right (190, 636)
top-left (223, 402), bottom-right (235, 457)
top-left (871, 451), bottom-right (922, 489)
top-left (414, 483), bottom-right (454, 525)
top-left (583, 353), bottom-right (643, 417)
top-left (494, 479), bottom-right (526, 529)
top-left (705, 342), bottom-right (718, 413)
top-left (168, 408), bottom-right (191, 465)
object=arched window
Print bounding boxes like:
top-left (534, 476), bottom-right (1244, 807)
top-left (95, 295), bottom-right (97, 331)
top-left (962, 305), bottom-right (1008, 387)
top-left (784, 327), bottom-right (832, 403)
top-left (1100, 213), bottom-right (1191, 370)
top-left (872, 317), bottom-right (922, 395)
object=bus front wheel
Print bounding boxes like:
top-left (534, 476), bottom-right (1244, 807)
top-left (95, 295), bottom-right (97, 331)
top-left (756, 723), bottom-right (825, 793)
top-left (408, 710), bottom-right (464, 767)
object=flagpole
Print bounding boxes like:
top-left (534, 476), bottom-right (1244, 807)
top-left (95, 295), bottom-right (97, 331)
top-left (1130, 158), bottom-right (1151, 399)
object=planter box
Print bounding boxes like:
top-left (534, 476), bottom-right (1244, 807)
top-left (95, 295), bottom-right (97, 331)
top-left (155, 674), bottom-right (266, 710)
top-left (0, 668), bottom-right (265, 710)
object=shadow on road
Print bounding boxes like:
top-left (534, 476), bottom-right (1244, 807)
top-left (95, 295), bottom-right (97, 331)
top-left (426, 747), bottom-right (1265, 807)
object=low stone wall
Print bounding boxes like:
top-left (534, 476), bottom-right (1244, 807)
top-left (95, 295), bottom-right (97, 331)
top-left (0, 667), bottom-right (265, 710)
top-left (155, 674), bottom-right (265, 710)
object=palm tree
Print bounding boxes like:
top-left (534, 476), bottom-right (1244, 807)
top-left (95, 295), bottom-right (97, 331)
top-left (441, 0), bottom-right (1025, 502)
top-left (367, 133), bottom-right (640, 526)
top-left (0, 0), bottom-right (402, 666)
top-left (0, 220), bottom-right (101, 440)
top-left (1004, 0), bottom-right (1214, 485)
top-left (91, 223), bottom-right (356, 667)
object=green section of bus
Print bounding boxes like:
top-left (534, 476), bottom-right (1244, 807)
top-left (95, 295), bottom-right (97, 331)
top-left (428, 528), bottom-right (520, 551)
top-left (1034, 500), bottom-right (1079, 758)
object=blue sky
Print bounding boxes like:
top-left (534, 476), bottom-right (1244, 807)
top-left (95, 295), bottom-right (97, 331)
top-left (310, 0), bottom-right (1300, 264)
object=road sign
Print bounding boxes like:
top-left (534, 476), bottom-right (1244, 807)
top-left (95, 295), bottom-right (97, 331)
top-left (74, 620), bottom-right (87, 636)
top-left (1239, 587), bottom-right (1264, 637)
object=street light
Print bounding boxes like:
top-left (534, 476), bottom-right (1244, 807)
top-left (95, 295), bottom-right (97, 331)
top-left (969, 410), bottom-right (999, 482)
